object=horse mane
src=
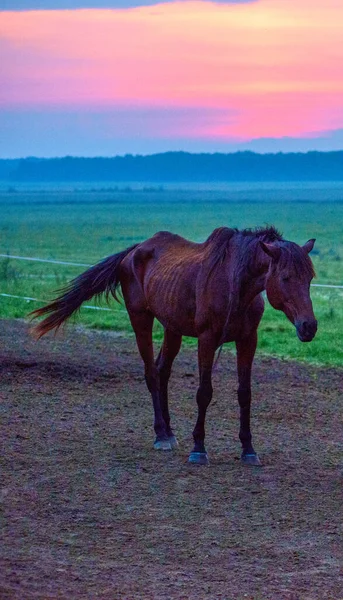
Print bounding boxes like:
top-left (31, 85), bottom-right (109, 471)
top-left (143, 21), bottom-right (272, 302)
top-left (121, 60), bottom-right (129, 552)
top-left (236, 226), bottom-right (283, 276)
top-left (237, 225), bottom-right (315, 280)
top-left (204, 225), bottom-right (282, 255)
top-left (204, 225), bottom-right (283, 280)
top-left (203, 227), bottom-right (236, 274)
top-left (241, 225), bottom-right (283, 242)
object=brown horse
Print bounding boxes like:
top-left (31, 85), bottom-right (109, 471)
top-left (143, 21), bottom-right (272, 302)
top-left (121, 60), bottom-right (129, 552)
top-left (31, 226), bottom-right (317, 465)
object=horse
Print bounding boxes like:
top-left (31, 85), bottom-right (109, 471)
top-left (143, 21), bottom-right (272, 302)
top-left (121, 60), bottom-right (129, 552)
top-left (30, 226), bottom-right (317, 466)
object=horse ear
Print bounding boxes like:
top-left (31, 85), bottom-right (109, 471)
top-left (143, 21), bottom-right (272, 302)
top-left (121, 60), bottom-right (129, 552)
top-left (260, 241), bottom-right (281, 261)
top-left (303, 239), bottom-right (316, 254)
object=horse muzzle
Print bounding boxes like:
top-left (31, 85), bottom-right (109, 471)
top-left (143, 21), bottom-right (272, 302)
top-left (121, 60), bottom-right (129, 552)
top-left (295, 319), bottom-right (318, 342)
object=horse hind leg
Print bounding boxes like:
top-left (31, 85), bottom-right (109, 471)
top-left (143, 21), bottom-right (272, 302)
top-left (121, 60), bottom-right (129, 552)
top-left (189, 333), bottom-right (216, 466)
top-left (155, 329), bottom-right (182, 449)
top-left (128, 310), bottom-right (172, 450)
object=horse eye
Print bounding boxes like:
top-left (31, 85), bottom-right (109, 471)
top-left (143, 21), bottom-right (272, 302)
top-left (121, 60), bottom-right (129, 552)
top-left (282, 276), bottom-right (290, 283)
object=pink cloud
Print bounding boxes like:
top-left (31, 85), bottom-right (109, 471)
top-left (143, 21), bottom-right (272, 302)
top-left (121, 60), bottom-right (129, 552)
top-left (0, 0), bottom-right (343, 142)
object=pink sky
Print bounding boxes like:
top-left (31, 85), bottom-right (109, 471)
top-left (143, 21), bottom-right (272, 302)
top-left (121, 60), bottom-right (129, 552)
top-left (1, 0), bottom-right (343, 156)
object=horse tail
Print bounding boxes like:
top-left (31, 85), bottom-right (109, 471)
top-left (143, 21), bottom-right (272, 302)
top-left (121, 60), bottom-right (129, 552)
top-left (30, 244), bottom-right (138, 338)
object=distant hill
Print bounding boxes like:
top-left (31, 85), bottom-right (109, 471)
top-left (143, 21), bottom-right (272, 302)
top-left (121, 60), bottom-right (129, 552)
top-left (1, 151), bottom-right (343, 182)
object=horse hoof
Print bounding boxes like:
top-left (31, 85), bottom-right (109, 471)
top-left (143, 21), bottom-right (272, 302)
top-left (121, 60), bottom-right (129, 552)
top-left (241, 453), bottom-right (262, 466)
top-left (168, 435), bottom-right (178, 449)
top-left (154, 439), bottom-right (172, 451)
top-left (188, 451), bottom-right (209, 465)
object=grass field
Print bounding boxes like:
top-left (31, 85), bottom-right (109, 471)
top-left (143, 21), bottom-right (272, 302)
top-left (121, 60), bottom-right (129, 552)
top-left (1, 183), bottom-right (343, 366)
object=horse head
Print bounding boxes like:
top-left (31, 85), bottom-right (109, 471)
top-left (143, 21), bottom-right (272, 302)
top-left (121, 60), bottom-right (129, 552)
top-left (260, 238), bottom-right (317, 342)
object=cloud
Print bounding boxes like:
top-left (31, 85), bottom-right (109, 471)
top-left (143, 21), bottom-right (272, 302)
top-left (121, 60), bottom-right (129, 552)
top-left (2, 108), bottom-right (343, 159)
top-left (240, 129), bottom-right (343, 153)
top-left (2, 0), bottom-right (343, 156)
top-left (0, 107), bottom-right (234, 158)
top-left (0, 0), bottom-right (257, 10)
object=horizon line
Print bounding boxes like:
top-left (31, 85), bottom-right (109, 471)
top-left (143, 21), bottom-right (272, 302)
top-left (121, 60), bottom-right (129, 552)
top-left (2, 148), bottom-right (343, 160)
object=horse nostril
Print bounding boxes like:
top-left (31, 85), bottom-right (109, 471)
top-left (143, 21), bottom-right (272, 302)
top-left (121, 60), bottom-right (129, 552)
top-left (303, 320), bottom-right (317, 333)
top-left (308, 320), bottom-right (317, 335)
top-left (296, 319), bottom-right (317, 341)
top-left (303, 321), bottom-right (310, 334)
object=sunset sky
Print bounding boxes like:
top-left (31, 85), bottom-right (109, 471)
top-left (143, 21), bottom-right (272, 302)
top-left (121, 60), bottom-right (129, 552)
top-left (1, 0), bottom-right (343, 157)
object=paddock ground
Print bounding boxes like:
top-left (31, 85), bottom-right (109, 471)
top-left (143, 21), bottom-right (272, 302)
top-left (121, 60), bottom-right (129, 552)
top-left (1, 319), bottom-right (343, 600)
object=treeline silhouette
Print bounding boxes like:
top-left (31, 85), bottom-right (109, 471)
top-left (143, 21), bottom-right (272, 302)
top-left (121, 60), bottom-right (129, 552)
top-left (1, 151), bottom-right (343, 182)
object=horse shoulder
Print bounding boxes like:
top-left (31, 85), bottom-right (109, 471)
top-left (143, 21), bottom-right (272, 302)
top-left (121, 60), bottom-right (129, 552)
top-left (241, 294), bottom-right (265, 337)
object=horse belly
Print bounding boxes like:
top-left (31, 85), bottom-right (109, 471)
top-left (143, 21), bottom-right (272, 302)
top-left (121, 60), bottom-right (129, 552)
top-left (145, 269), bottom-right (198, 336)
top-left (149, 295), bottom-right (198, 337)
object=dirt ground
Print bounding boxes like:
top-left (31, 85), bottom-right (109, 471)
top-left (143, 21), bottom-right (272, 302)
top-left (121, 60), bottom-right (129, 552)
top-left (1, 318), bottom-right (343, 600)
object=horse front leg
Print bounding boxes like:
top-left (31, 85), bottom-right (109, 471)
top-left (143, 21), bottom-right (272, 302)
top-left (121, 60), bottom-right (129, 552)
top-left (236, 331), bottom-right (261, 466)
top-left (188, 333), bottom-right (216, 465)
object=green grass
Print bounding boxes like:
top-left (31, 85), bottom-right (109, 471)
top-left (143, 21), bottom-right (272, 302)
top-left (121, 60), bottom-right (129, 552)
top-left (1, 184), bottom-right (343, 367)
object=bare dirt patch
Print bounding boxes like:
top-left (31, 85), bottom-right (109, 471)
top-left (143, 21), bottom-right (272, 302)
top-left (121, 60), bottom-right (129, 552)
top-left (1, 319), bottom-right (343, 600)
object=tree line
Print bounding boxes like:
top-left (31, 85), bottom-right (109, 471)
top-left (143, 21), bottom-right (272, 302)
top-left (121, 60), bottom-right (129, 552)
top-left (1, 151), bottom-right (343, 182)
